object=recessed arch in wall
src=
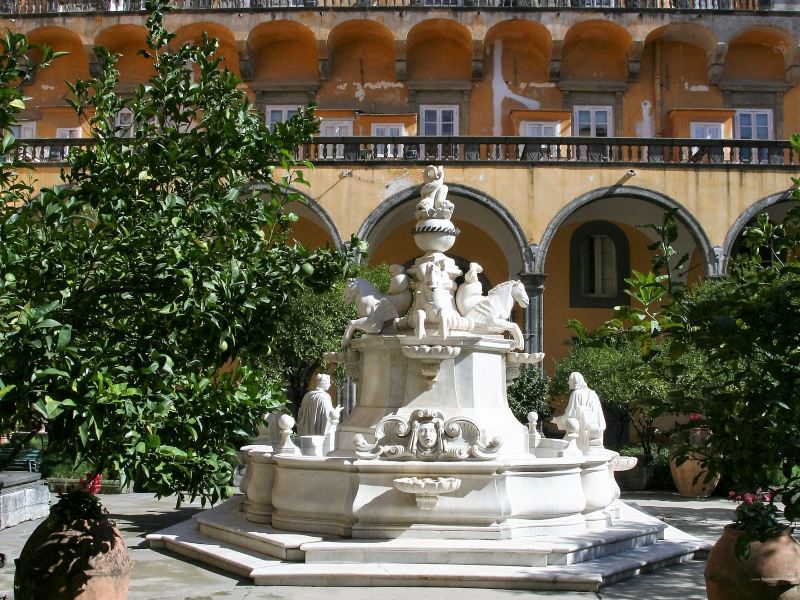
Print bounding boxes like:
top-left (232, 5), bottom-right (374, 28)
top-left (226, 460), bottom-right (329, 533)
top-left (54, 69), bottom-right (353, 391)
top-left (720, 189), bottom-right (795, 274)
top-left (26, 28), bottom-right (89, 105)
top-left (537, 185), bottom-right (713, 277)
top-left (723, 26), bottom-right (793, 82)
top-left (561, 20), bottom-right (632, 83)
top-left (248, 21), bottom-right (318, 83)
top-left (172, 22), bottom-right (239, 77)
top-left (328, 20), bottom-right (396, 83)
top-left (407, 20), bottom-right (472, 82)
top-left (247, 184), bottom-right (343, 250)
top-left (96, 25), bottom-right (154, 85)
top-left (357, 183), bottom-right (529, 287)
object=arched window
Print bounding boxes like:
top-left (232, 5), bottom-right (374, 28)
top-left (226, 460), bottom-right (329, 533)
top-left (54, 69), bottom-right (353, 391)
top-left (569, 221), bottom-right (629, 308)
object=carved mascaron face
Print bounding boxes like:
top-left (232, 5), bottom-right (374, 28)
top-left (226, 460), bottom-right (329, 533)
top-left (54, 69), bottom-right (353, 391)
top-left (418, 422), bottom-right (438, 449)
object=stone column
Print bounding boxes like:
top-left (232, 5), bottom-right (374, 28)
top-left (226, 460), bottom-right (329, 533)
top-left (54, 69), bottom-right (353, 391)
top-left (518, 272), bottom-right (547, 358)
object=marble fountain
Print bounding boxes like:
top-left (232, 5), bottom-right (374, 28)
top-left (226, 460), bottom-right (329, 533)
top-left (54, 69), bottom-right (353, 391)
top-left (148, 166), bottom-right (706, 591)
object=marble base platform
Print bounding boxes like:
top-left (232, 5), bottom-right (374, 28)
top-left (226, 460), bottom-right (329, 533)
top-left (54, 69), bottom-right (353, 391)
top-left (147, 495), bottom-right (709, 591)
top-left (0, 472), bottom-right (50, 529)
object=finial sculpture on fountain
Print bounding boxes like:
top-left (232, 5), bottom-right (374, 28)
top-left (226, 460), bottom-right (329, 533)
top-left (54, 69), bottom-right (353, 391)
top-left (342, 165), bottom-right (530, 350)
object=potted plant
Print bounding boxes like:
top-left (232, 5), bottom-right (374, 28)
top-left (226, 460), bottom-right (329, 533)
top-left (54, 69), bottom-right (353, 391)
top-left (14, 473), bottom-right (133, 600)
top-left (669, 413), bottom-right (720, 498)
top-left (705, 490), bottom-right (800, 600)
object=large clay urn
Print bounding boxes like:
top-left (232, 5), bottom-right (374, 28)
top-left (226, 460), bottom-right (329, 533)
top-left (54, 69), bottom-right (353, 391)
top-left (705, 525), bottom-right (800, 600)
top-left (14, 503), bottom-right (132, 599)
top-left (670, 427), bottom-right (720, 498)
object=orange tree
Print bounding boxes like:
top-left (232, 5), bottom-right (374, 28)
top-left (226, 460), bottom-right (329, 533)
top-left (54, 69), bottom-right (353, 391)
top-left (0, 2), bottom-right (362, 505)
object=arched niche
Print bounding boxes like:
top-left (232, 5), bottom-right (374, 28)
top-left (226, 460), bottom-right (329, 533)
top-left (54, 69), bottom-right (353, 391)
top-left (358, 183), bottom-right (529, 287)
top-left (172, 23), bottom-right (240, 77)
top-left (96, 25), bottom-right (154, 85)
top-left (249, 21), bottom-right (317, 83)
top-left (27, 28), bottom-right (89, 105)
top-left (720, 190), bottom-right (796, 274)
top-left (561, 20), bottom-right (632, 83)
top-left (407, 20), bottom-right (472, 82)
top-left (328, 20), bottom-right (396, 84)
top-left (723, 27), bottom-right (792, 82)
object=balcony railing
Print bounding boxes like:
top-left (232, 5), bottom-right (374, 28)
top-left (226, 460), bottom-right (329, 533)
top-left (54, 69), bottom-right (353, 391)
top-left (11, 136), bottom-right (799, 168)
top-left (1, 0), bottom-right (777, 16)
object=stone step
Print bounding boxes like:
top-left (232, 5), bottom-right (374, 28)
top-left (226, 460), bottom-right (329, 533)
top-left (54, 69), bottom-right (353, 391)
top-left (302, 522), bottom-right (665, 567)
top-left (147, 517), bottom-right (286, 579)
top-left (150, 519), bottom-right (702, 591)
top-left (253, 543), bottom-right (701, 590)
top-left (191, 495), bottom-right (328, 561)
top-left (148, 497), bottom-right (708, 591)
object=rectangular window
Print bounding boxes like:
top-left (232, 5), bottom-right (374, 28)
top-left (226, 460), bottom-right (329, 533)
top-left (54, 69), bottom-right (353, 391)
top-left (581, 235), bottom-right (616, 297)
top-left (520, 121), bottom-right (560, 160)
top-left (573, 106), bottom-right (612, 137)
top-left (319, 119), bottom-right (353, 160)
top-left (420, 105), bottom-right (459, 136)
top-left (573, 106), bottom-right (612, 161)
top-left (56, 127), bottom-right (82, 160)
top-left (690, 122), bottom-right (723, 140)
top-left (420, 105), bottom-right (459, 160)
top-left (115, 108), bottom-right (135, 138)
top-left (689, 122), bottom-right (724, 163)
top-left (11, 122), bottom-right (37, 139)
top-left (266, 105), bottom-right (300, 131)
top-left (736, 109), bottom-right (773, 164)
top-left (371, 123), bottom-right (405, 159)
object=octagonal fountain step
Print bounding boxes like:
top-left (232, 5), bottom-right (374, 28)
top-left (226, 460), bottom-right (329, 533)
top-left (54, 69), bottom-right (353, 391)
top-left (147, 496), bottom-right (710, 591)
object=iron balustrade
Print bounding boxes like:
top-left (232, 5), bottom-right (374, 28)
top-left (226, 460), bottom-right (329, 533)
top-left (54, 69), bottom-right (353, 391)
top-left (10, 136), bottom-right (799, 167)
top-left (0, 0), bottom-right (775, 15)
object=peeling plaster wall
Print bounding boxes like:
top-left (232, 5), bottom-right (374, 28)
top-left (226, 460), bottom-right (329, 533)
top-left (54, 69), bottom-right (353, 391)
top-left (491, 40), bottom-right (540, 136)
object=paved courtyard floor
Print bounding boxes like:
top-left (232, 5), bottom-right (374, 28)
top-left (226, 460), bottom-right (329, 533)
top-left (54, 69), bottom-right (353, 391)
top-left (0, 491), bottom-right (734, 599)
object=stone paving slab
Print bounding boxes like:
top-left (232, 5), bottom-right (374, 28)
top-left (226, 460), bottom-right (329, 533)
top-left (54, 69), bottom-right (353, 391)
top-left (0, 491), bottom-right (732, 599)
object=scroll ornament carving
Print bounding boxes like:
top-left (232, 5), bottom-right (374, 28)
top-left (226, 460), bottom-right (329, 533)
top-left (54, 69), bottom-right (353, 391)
top-left (354, 409), bottom-right (501, 461)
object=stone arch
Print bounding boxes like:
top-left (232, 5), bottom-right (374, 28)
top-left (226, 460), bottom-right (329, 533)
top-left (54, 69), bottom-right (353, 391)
top-left (723, 27), bottom-right (793, 83)
top-left (96, 25), bottom-right (153, 85)
top-left (537, 186), bottom-right (714, 276)
top-left (172, 23), bottom-right (240, 77)
top-left (407, 20), bottom-right (472, 82)
top-left (26, 28), bottom-right (89, 106)
top-left (358, 182), bottom-right (530, 280)
top-left (484, 19), bottom-right (552, 82)
top-left (720, 189), bottom-right (795, 274)
top-left (249, 183), bottom-right (343, 249)
top-left (248, 21), bottom-right (317, 83)
top-left (561, 20), bottom-right (632, 83)
top-left (323, 20), bottom-right (398, 109)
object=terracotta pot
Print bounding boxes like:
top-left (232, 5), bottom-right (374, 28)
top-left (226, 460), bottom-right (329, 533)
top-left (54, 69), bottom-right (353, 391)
top-left (14, 512), bottom-right (132, 600)
top-left (705, 524), bottom-right (800, 600)
top-left (670, 455), bottom-right (720, 498)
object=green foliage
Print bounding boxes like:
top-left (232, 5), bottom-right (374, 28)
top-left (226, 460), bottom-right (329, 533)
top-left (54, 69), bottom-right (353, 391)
top-left (506, 366), bottom-right (551, 425)
top-left (271, 264), bottom-right (391, 416)
top-left (554, 211), bottom-right (710, 458)
top-left (568, 171), bottom-right (800, 557)
top-left (0, 2), bottom-right (361, 505)
top-left (673, 199), bottom-right (800, 536)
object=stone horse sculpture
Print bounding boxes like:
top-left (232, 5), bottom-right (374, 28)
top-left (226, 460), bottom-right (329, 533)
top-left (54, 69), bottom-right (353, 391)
top-left (461, 279), bottom-right (529, 350)
top-left (341, 278), bottom-right (399, 348)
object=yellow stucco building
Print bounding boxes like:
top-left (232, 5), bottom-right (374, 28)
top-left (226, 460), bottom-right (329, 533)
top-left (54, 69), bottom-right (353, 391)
top-left (3, 0), bottom-right (800, 367)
